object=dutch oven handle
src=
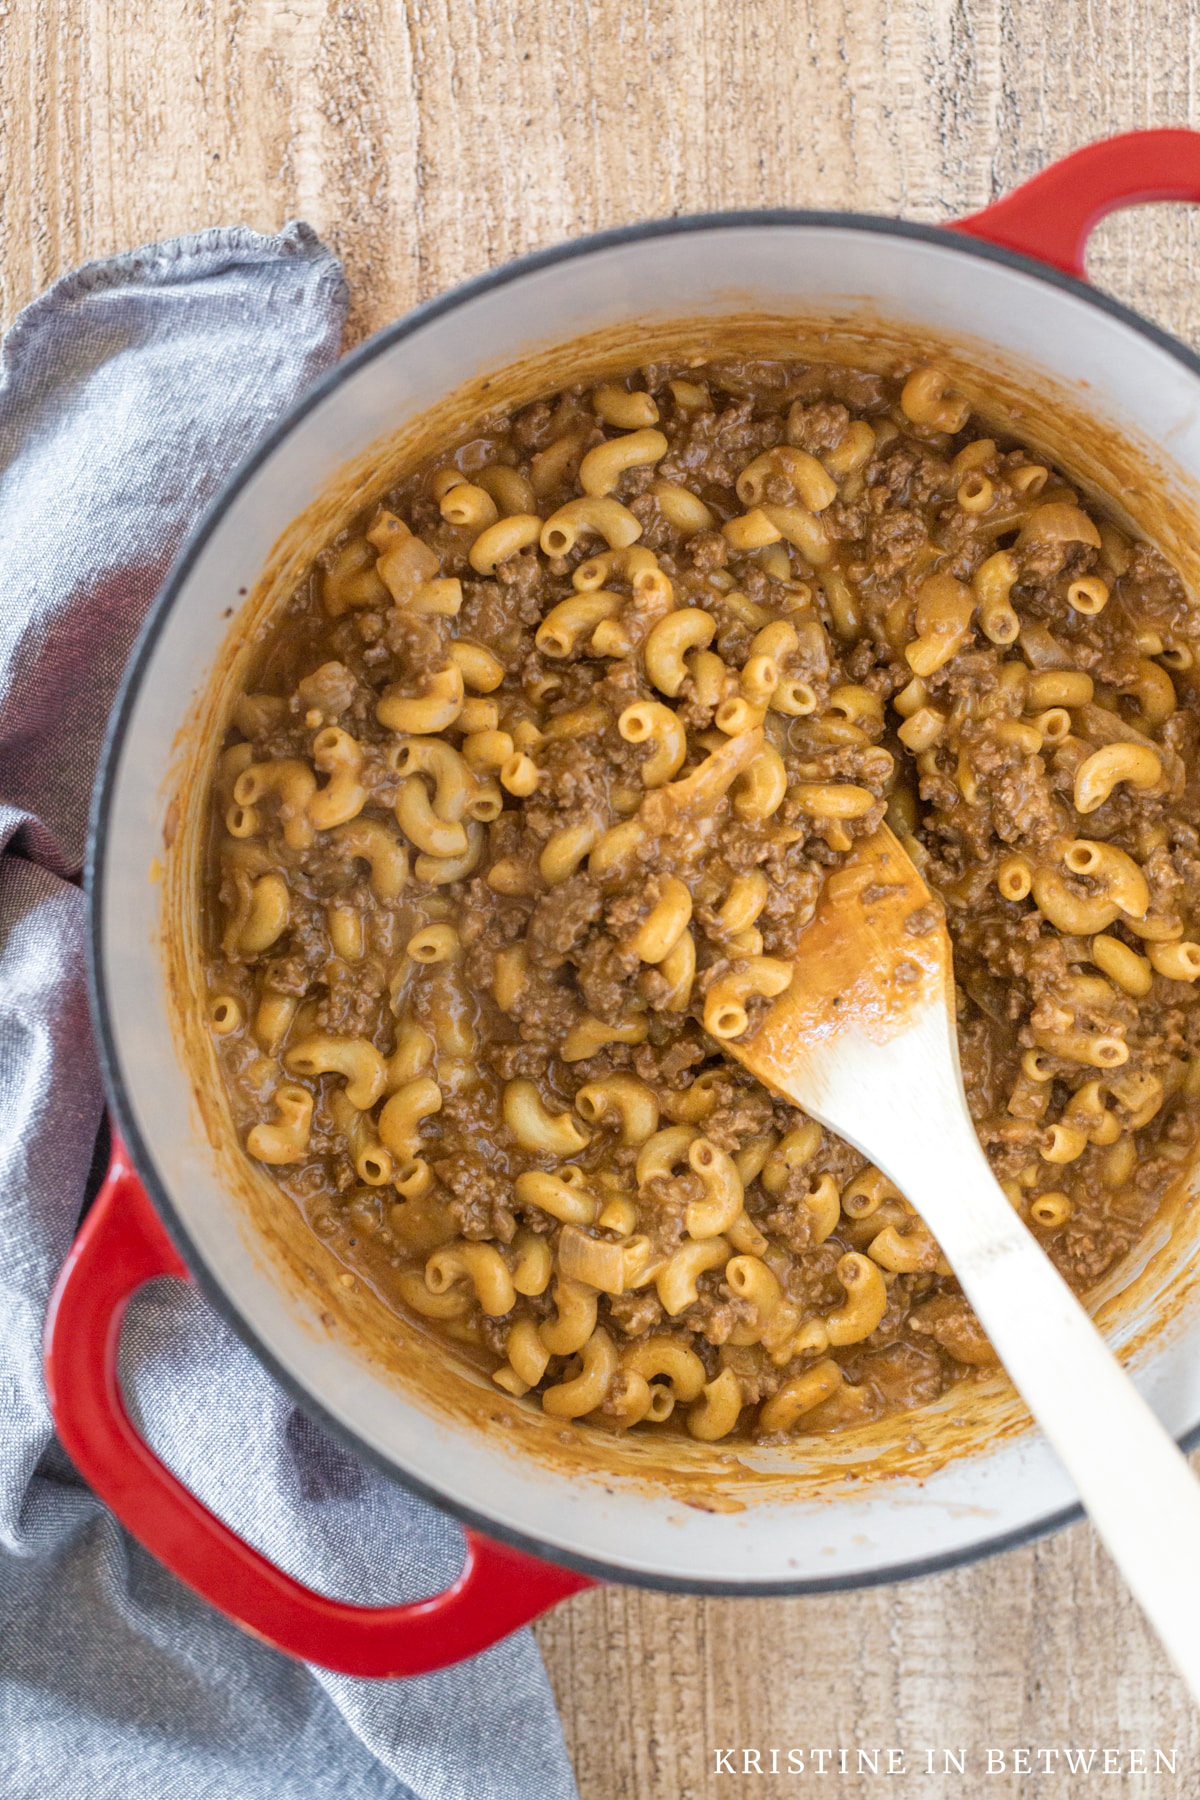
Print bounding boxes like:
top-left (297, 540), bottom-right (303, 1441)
top-left (43, 1138), bottom-right (594, 1679)
top-left (953, 128), bottom-right (1200, 276)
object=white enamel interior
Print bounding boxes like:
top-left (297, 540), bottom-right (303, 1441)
top-left (98, 221), bottom-right (1200, 1588)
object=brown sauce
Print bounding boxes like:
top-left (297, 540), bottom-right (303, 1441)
top-left (198, 355), bottom-right (1200, 1446)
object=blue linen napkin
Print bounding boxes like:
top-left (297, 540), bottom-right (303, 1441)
top-left (0, 223), bottom-right (578, 1800)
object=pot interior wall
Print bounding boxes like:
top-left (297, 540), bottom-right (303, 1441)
top-left (99, 220), bottom-right (1200, 1587)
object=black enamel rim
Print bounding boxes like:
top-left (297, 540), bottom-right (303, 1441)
top-left (88, 208), bottom-right (1200, 1599)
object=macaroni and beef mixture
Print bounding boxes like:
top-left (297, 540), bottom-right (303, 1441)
top-left (203, 357), bottom-right (1200, 1444)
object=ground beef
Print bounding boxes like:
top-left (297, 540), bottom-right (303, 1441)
top-left (494, 550), bottom-right (550, 607)
top-left (526, 875), bottom-right (603, 962)
top-left (632, 1035), bottom-right (709, 1086)
top-left (316, 958), bottom-right (387, 1035)
top-left (786, 399), bottom-right (850, 453)
top-left (763, 1166), bottom-right (824, 1256)
top-left (605, 1289), bottom-right (665, 1337)
top-left (909, 1294), bottom-right (998, 1367)
top-left (574, 934), bottom-right (638, 1024)
top-left (685, 1277), bottom-right (756, 1346)
top-left (637, 1173), bottom-right (693, 1258)
top-left (700, 1080), bottom-right (776, 1151)
top-left (858, 1340), bottom-right (951, 1411)
top-left (865, 507), bottom-right (927, 577)
top-left (657, 399), bottom-right (780, 489)
top-left (381, 608), bottom-right (448, 679)
top-left (530, 738), bottom-right (614, 825)
top-left (461, 578), bottom-right (542, 649)
top-left (687, 530), bottom-right (729, 572)
top-left (207, 350), bottom-right (1200, 1450)
top-left (512, 970), bottom-right (578, 1042)
top-left (435, 1154), bottom-right (517, 1243)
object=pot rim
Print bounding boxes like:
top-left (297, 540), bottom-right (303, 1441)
top-left (86, 206), bottom-right (1200, 1595)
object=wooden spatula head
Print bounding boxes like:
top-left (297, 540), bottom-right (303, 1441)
top-left (725, 834), bottom-right (1200, 1706)
top-left (725, 824), bottom-right (954, 1118)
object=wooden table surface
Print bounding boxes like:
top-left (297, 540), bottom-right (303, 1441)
top-left (6, 4), bottom-right (1200, 1795)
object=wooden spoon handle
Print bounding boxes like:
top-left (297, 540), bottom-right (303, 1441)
top-left (887, 1121), bottom-right (1200, 1702)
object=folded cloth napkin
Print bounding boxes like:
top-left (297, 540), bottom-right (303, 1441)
top-left (0, 225), bottom-right (577, 1800)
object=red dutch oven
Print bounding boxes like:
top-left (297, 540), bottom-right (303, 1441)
top-left (44, 130), bottom-right (1200, 1677)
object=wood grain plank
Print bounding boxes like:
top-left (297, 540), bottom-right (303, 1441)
top-left (4, 1), bottom-right (1200, 1793)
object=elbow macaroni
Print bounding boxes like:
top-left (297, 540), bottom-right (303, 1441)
top-left (205, 352), bottom-right (1200, 1446)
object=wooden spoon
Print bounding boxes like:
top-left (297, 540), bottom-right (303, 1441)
top-left (728, 821), bottom-right (1200, 1700)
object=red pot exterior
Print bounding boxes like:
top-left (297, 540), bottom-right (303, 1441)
top-left (45, 128), bottom-right (1200, 1676)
